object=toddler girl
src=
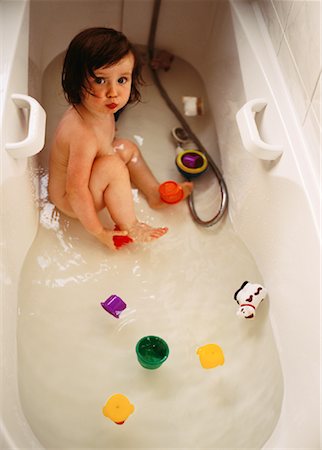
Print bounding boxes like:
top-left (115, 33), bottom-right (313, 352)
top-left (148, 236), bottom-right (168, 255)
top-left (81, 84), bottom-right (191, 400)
top-left (49, 27), bottom-right (192, 250)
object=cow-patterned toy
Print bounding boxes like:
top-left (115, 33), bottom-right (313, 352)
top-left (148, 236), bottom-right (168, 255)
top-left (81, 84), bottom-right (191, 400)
top-left (233, 281), bottom-right (267, 319)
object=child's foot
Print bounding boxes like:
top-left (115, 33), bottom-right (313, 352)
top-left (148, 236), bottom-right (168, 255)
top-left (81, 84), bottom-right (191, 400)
top-left (128, 222), bottom-right (168, 243)
top-left (148, 181), bottom-right (193, 209)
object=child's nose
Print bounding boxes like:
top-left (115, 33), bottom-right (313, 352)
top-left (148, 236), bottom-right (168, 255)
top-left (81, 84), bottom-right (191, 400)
top-left (106, 83), bottom-right (118, 98)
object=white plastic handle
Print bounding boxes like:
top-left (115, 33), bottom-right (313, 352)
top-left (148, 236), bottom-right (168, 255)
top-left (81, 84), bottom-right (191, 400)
top-left (236, 98), bottom-right (283, 160)
top-left (5, 93), bottom-right (46, 159)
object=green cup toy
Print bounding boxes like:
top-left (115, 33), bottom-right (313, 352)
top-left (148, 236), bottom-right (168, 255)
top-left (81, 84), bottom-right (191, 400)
top-left (136, 336), bottom-right (169, 370)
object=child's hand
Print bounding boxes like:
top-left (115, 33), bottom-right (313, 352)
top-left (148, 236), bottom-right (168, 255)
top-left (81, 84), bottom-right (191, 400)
top-left (95, 228), bottom-right (130, 251)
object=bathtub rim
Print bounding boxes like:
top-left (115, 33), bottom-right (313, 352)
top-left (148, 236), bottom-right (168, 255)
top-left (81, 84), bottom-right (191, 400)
top-left (229, 1), bottom-right (321, 448)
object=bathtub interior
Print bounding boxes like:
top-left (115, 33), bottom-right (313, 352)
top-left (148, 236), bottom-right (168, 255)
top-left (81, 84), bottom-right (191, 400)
top-left (18, 47), bottom-right (284, 448)
top-left (17, 0), bottom-right (285, 448)
top-left (1, 0), bottom-right (320, 448)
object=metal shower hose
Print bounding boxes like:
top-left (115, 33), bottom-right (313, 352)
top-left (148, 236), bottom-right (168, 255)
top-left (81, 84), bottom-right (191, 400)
top-left (147, 0), bottom-right (228, 226)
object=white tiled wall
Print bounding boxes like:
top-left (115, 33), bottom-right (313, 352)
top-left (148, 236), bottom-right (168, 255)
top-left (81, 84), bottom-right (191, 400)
top-left (257, 0), bottom-right (321, 160)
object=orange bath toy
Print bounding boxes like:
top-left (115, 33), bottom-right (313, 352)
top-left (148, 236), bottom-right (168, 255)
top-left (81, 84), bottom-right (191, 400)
top-left (102, 393), bottom-right (134, 425)
top-left (196, 343), bottom-right (225, 369)
top-left (159, 180), bottom-right (184, 204)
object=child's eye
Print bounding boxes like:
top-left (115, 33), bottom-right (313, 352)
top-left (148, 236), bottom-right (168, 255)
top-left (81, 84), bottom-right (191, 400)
top-left (94, 77), bottom-right (105, 85)
top-left (118, 77), bottom-right (128, 85)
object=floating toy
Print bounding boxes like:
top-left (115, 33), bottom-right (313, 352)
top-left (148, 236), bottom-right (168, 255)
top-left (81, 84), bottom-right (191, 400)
top-left (136, 335), bottom-right (169, 370)
top-left (113, 226), bottom-right (133, 249)
top-left (176, 149), bottom-right (208, 179)
top-left (196, 343), bottom-right (225, 369)
top-left (101, 294), bottom-right (126, 318)
top-left (159, 180), bottom-right (184, 204)
top-left (102, 393), bottom-right (134, 425)
top-left (234, 281), bottom-right (267, 319)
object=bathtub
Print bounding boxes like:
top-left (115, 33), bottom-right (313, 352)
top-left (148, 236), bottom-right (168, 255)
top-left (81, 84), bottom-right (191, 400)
top-left (1, 0), bottom-right (320, 449)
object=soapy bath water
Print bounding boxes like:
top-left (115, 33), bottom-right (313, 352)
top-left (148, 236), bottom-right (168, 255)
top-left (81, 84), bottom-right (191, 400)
top-left (17, 57), bottom-right (283, 449)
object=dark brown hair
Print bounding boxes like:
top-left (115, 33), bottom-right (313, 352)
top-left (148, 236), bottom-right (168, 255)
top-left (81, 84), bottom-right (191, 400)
top-left (62, 27), bottom-right (143, 105)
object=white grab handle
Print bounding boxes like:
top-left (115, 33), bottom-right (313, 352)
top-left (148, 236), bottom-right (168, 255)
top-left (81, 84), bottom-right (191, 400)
top-left (5, 93), bottom-right (46, 159)
top-left (236, 98), bottom-right (283, 160)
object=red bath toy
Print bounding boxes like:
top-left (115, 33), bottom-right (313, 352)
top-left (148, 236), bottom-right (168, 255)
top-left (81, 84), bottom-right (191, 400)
top-left (113, 226), bottom-right (133, 249)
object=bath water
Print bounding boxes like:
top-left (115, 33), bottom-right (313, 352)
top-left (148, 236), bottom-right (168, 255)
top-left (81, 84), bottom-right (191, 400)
top-left (17, 57), bottom-right (283, 449)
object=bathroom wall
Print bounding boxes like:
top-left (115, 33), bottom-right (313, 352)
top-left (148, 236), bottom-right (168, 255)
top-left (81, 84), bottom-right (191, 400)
top-left (28, 0), bottom-right (123, 101)
top-left (256, 0), bottom-right (321, 171)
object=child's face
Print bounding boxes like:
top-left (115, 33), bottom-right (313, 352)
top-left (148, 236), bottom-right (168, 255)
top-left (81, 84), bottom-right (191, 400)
top-left (82, 52), bottom-right (134, 115)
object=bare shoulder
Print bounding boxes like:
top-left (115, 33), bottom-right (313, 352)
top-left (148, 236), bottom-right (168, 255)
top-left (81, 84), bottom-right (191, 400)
top-left (50, 108), bottom-right (97, 175)
top-left (54, 107), bottom-right (94, 147)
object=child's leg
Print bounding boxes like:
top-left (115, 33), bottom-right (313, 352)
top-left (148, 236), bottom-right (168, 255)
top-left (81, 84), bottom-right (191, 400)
top-left (89, 154), bottom-right (167, 242)
top-left (113, 138), bottom-right (193, 208)
top-left (90, 154), bottom-right (136, 229)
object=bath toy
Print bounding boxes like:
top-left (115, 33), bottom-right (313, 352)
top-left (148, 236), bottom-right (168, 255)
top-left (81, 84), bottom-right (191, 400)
top-left (102, 393), bottom-right (134, 425)
top-left (136, 335), bottom-right (169, 369)
top-left (176, 150), bottom-right (208, 178)
top-left (196, 344), bottom-right (225, 369)
top-left (113, 226), bottom-right (133, 249)
top-left (171, 126), bottom-right (190, 144)
top-left (101, 294), bottom-right (126, 318)
top-left (234, 281), bottom-right (267, 319)
top-left (159, 180), bottom-right (184, 204)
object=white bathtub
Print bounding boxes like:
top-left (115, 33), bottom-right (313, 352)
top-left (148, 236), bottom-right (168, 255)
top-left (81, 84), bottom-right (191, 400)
top-left (0, 0), bottom-right (320, 448)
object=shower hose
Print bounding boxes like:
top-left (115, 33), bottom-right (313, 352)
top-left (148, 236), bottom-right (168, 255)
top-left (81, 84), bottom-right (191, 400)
top-left (147, 0), bottom-right (228, 227)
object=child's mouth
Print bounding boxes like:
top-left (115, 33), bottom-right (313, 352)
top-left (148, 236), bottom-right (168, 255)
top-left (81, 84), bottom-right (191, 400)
top-left (107, 103), bottom-right (118, 110)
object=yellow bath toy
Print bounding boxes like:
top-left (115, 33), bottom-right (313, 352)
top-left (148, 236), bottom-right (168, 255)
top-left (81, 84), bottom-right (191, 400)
top-left (196, 343), bottom-right (225, 369)
top-left (102, 393), bottom-right (134, 425)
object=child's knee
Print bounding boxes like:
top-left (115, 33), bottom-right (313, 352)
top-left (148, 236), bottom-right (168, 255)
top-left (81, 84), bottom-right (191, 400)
top-left (113, 138), bottom-right (140, 164)
top-left (92, 154), bottom-right (129, 181)
top-left (126, 141), bottom-right (141, 165)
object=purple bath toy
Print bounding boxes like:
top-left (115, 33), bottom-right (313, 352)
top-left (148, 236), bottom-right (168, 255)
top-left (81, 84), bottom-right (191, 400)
top-left (101, 295), bottom-right (127, 318)
top-left (181, 152), bottom-right (204, 169)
